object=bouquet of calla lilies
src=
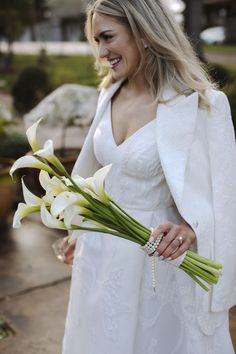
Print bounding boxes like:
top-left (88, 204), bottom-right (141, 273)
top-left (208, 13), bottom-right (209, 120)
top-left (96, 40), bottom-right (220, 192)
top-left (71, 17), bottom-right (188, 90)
top-left (10, 118), bottom-right (222, 292)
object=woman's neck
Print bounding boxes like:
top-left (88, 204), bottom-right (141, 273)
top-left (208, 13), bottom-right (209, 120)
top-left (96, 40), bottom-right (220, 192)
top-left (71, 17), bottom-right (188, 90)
top-left (123, 72), bottom-right (150, 98)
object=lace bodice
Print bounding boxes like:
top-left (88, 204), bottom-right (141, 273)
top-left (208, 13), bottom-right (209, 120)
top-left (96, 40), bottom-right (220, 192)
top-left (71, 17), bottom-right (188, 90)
top-left (93, 101), bottom-right (174, 212)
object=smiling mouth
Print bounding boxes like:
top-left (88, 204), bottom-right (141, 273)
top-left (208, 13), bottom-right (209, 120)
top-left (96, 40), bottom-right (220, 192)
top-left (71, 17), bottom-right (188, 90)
top-left (108, 57), bottom-right (121, 68)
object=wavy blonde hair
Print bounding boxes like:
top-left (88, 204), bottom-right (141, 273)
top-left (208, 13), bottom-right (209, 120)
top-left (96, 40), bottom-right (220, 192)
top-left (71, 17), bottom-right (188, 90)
top-left (85, 0), bottom-right (216, 107)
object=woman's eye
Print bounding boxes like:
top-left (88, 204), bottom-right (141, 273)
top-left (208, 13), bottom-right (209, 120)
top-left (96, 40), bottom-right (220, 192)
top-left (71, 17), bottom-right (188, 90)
top-left (103, 35), bottom-right (113, 41)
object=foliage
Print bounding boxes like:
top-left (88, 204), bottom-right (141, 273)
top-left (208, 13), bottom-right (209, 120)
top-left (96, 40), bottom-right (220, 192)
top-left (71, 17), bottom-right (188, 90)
top-left (0, 132), bottom-right (30, 159)
top-left (0, 108), bottom-right (30, 159)
top-left (206, 63), bottom-right (234, 89)
top-left (0, 54), bottom-right (98, 94)
top-left (204, 44), bottom-right (236, 55)
top-left (0, 114), bottom-right (15, 136)
top-left (12, 66), bottom-right (51, 114)
top-left (0, 0), bottom-right (48, 44)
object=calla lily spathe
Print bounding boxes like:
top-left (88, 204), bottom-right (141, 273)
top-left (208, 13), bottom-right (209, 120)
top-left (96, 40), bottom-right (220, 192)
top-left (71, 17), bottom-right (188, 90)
top-left (34, 139), bottom-right (67, 174)
top-left (34, 139), bottom-right (54, 158)
top-left (73, 164), bottom-right (112, 204)
top-left (40, 203), bottom-right (66, 230)
top-left (13, 203), bottom-right (40, 228)
top-left (50, 191), bottom-right (88, 218)
top-left (39, 170), bottom-right (51, 191)
top-left (10, 156), bottom-right (53, 177)
top-left (63, 205), bottom-right (85, 229)
top-left (22, 178), bottom-right (42, 206)
top-left (41, 176), bottom-right (70, 204)
top-left (26, 116), bottom-right (43, 152)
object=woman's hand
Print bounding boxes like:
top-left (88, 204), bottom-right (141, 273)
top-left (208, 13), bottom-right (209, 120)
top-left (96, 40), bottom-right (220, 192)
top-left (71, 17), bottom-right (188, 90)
top-left (150, 220), bottom-right (196, 260)
top-left (59, 237), bottom-right (76, 265)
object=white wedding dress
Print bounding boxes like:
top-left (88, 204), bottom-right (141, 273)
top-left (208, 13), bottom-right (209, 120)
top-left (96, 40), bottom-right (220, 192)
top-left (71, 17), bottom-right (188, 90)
top-left (63, 101), bottom-right (234, 354)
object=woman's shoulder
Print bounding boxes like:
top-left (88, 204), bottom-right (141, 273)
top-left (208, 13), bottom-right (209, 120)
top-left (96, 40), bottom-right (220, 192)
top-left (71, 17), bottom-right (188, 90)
top-left (205, 88), bottom-right (231, 116)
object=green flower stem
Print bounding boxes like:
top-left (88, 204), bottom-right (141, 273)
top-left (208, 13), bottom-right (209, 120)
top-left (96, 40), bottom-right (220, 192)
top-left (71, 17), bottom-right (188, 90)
top-left (184, 255), bottom-right (221, 277)
top-left (109, 205), bottom-right (148, 243)
top-left (186, 250), bottom-right (222, 270)
top-left (70, 225), bottom-right (140, 244)
top-left (181, 259), bottom-right (217, 284)
top-left (181, 265), bottom-right (214, 286)
top-left (109, 206), bottom-right (145, 243)
top-left (91, 200), bottom-right (120, 223)
top-left (81, 213), bottom-right (128, 237)
top-left (111, 200), bottom-right (150, 233)
top-left (111, 204), bottom-right (150, 239)
top-left (183, 269), bottom-right (210, 292)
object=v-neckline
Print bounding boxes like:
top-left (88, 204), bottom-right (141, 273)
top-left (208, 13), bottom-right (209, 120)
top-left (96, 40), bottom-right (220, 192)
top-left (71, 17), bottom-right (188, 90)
top-left (108, 101), bottom-right (156, 148)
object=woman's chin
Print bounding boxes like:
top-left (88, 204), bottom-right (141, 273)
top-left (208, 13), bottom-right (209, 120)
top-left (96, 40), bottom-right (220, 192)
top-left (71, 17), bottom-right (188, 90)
top-left (111, 71), bottom-right (126, 82)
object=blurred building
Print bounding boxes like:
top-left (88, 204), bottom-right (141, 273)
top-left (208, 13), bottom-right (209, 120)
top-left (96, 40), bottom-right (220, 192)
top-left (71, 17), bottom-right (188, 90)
top-left (204, 0), bottom-right (236, 43)
top-left (21, 0), bottom-right (90, 42)
top-left (19, 0), bottom-right (235, 44)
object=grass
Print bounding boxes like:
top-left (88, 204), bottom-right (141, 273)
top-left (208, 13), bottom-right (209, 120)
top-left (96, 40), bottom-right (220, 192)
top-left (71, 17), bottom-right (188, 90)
top-left (0, 49), bottom-right (235, 98)
top-left (203, 44), bottom-right (236, 55)
top-left (0, 54), bottom-right (99, 94)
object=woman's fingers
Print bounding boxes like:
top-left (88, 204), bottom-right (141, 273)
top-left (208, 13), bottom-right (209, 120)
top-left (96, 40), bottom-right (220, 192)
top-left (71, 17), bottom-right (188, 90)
top-left (150, 221), bottom-right (196, 260)
top-left (156, 224), bottom-right (182, 258)
top-left (63, 239), bottom-right (76, 264)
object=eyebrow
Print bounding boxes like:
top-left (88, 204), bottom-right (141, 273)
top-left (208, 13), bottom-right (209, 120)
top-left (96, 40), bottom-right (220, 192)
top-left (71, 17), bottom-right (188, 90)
top-left (94, 30), bottom-right (114, 41)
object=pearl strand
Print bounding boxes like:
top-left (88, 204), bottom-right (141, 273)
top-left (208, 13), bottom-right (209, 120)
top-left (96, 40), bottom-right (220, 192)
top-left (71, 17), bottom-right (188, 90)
top-left (152, 256), bottom-right (157, 292)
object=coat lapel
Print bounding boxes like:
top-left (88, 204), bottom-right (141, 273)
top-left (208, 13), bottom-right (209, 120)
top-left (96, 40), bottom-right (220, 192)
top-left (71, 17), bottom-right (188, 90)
top-left (156, 89), bottom-right (199, 210)
top-left (72, 81), bottom-right (123, 177)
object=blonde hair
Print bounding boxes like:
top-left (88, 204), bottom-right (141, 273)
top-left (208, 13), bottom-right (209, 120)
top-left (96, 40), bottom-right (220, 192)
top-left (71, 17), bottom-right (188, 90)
top-left (85, 0), bottom-right (216, 108)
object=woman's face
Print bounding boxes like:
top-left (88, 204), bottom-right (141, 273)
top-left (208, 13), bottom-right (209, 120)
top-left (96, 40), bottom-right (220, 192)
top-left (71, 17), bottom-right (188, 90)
top-left (92, 13), bottom-right (141, 81)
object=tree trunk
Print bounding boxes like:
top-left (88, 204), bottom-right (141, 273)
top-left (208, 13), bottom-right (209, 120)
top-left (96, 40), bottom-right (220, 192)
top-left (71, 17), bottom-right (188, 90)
top-left (184, 0), bottom-right (206, 62)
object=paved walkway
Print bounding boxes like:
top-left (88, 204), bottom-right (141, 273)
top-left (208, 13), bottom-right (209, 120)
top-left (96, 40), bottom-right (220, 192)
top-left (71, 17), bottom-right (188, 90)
top-left (0, 216), bottom-right (71, 353)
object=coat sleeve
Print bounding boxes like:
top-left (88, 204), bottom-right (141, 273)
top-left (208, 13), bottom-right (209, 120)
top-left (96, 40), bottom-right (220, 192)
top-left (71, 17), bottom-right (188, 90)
top-left (207, 90), bottom-right (236, 311)
top-left (71, 89), bottom-right (105, 177)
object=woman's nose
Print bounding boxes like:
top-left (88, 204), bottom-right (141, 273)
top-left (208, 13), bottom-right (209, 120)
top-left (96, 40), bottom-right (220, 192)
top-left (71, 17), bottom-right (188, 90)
top-left (98, 44), bottom-right (109, 58)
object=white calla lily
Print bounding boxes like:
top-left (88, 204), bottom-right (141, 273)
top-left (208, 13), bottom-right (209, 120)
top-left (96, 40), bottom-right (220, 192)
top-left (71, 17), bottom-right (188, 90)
top-left (34, 139), bottom-right (54, 158)
top-left (92, 164), bottom-right (112, 203)
top-left (22, 178), bottom-right (42, 206)
top-left (63, 205), bottom-right (85, 228)
top-left (48, 176), bottom-right (68, 194)
top-left (34, 140), bottom-right (67, 174)
top-left (73, 175), bottom-right (90, 189)
top-left (10, 156), bottom-right (53, 177)
top-left (61, 176), bottom-right (72, 186)
top-left (39, 170), bottom-right (51, 190)
top-left (51, 191), bottom-right (87, 217)
top-left (40, 203), bottom-right (66, 229)
top-left (77, 164), bottom-right (112, 204)
top-left (42, 176), bottom-right (69, 204)
top-left (13, 203), bottom-right (40, 228)
top-left (26, 117), bottom-right (44, 152)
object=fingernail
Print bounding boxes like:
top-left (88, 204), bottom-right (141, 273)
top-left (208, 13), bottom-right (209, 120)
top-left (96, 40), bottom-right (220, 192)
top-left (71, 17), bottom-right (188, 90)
top-left (166, 257), bottom-right (172, 261)
top-left (159, 255), bottom-right (164, 260)
top-left (149, 236), bottom-right (154, 242)
top-left (154, 251), bottom-right (159, 256)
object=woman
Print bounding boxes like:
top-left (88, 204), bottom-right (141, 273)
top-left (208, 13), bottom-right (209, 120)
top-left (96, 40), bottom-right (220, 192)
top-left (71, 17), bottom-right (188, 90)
top-left (62, 1), bottom-right (236, 353)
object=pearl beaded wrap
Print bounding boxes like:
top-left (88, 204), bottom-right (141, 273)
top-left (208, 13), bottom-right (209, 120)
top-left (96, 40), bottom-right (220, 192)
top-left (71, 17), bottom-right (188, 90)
top-left (142, 230), bottom-right (164, 291)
